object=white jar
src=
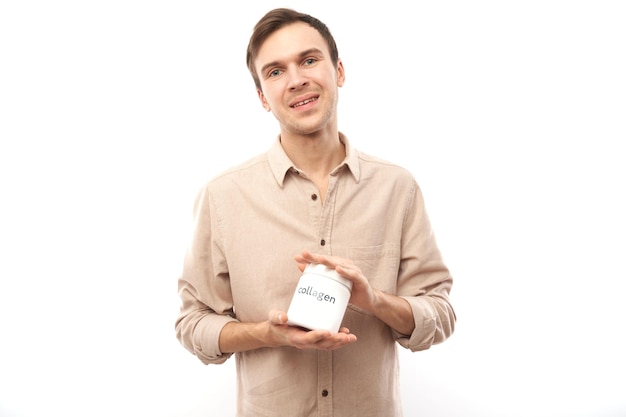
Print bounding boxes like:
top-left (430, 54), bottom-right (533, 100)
top-left (286, 263), bottom-right (353, 333)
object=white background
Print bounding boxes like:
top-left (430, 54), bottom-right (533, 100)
top-left (1, 1), bottom-right (625, 416)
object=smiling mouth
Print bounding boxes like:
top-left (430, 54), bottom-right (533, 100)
top-left (291, 97), bottom-right (318, 108)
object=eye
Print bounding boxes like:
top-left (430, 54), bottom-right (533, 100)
top-left (268, 69), bottom-right (282, 78)
top-left (303, 58), bottom-right (317, 66)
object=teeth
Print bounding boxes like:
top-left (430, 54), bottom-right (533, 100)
top-left (293, 97), bottom-right (317, 108)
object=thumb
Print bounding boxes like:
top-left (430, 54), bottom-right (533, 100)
top-left (269, 309), bottom-right (288, 325)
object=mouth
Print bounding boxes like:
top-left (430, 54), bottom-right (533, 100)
top-left (290, 96), bottom-right (319, 108)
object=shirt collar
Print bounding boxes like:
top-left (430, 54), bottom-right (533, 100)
top-left (268, 132), bottom-right (361, 187)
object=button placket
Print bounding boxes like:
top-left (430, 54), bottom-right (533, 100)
top-left (317, 351), bottom-right (333, 416)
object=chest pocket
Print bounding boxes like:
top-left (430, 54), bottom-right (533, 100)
top-left (344, 243), bottom-right (401, 287)
top-left (336, 243), bottom-right (401, 315)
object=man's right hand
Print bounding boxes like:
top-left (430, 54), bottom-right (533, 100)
top-left (218, 310), bottom-right (357, 354)
top-left (267, 309), bottom-right (357, 351)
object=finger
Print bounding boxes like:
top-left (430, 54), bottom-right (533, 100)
top-left (334, 329), bottom-right (357, 343)
top-left (295, 261), bottom-right (307, 273)
top-left (305, 329), bottom-right (332, 342)
top-left (316, 333), bottom-right (357, 350)
top-left (294, 250), bottom-right (316, 264)
top-left (268, 309), bottom-right (288, 325)
top-left (337, 326), bottom-right (351, 334)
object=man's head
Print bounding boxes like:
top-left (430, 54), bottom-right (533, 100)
top-left (246, 8), bottom-right (339, 91)
top-left (245, 8), bottom-right (345, 137)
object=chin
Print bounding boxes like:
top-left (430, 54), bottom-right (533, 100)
top-left (283, 122), bottom-right (323, 136)
top-left (286, 117), bottom-right (334, 136)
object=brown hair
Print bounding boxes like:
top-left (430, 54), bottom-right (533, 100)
top-left (246, 8), bottom-right (339, 90)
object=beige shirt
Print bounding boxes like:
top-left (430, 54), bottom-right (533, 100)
top-left (176, 134), bottom-right (455, 417)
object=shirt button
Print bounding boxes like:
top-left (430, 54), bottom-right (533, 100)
top-left (320, 239), bottom-right (326, 246)
top-left (311, 193), bottom-right (318, 201)
top-left (321, 389), bottom-right (329, 397)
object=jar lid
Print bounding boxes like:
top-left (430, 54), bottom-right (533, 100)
top-left (304, 263), bottom-right (353, 291)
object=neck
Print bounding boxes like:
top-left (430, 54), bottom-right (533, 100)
top-left (280, 129), bottom-right (345, 179)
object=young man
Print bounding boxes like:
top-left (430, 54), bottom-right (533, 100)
top-left (176, 8), bottom-right (456, 417)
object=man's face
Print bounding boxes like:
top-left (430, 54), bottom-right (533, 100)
top-left (254, 22), bottom-right (345, 136)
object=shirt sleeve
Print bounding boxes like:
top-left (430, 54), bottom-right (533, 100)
top-left (393, 179), bottom-right (456, 351)
top-left (175, 184), bottom-right (238, 365)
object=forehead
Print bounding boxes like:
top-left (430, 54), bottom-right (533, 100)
top-left (255, 22), bottom-right (329, 69)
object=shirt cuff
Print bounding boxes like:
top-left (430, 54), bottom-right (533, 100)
top-left (393, 296), bottom-right (438, 351)
top-left (194, 314), bottom-right (239, 365)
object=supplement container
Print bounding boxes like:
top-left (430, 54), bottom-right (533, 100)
top-left (286, 263), bottom-right (353, 333)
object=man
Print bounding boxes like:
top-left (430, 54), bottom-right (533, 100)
top-left (176, 8), bottom-right (455, 417)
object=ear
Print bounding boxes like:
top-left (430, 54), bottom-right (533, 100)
top-left (257, 89), bottom-right (271, 112)
top-left (336, 59), bottom-right (346, 87)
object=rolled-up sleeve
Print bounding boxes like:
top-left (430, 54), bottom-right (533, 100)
top-left (394, 179), bottom-right (456, 351)
top-left (175, 184), bottom-right (238, 365)
top-left (395, 292), bottom-right (455, 351)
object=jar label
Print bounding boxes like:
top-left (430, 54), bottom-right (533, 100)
top-left (297, 285), bottom-right (337, 304)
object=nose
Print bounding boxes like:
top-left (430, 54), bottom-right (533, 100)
top-left (287, 66), bottom-right (308, 90)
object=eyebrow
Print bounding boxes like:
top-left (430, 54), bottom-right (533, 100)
top-left (259, 48), bottom-right (325, 76)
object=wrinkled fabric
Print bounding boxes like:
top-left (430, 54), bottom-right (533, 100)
top-left (176, 134), bottom-right (456, 417)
